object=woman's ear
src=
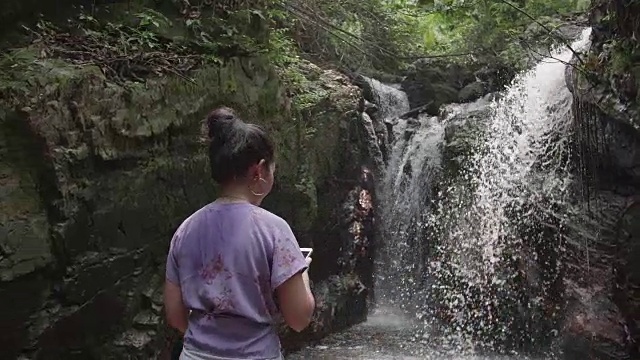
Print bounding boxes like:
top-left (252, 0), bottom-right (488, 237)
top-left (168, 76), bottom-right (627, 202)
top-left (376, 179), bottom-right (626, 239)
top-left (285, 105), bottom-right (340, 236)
top-left (247, 160), bottom-right (267, 180)
top-left (256, 159), bottom-right (268, 178)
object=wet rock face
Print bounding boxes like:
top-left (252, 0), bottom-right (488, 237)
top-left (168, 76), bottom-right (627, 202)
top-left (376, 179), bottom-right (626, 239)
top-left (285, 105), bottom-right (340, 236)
top-left (278, 166), bottom-right (377, 355)
top-left (604, 118), bottom-right (640, 187)
top-left (355, 75), bottom-right (410, 172)
top-left (558, 94), bottom-right (640, 359)
top-left (559, 195), bottom-right (640, 360)
top-left (560, 109), bottom-right (640, 359)
top-left (562, 1), bottom-right (640, 353)
top-left (0, 51), bottom-right (379, 359)
top-left (561, 278), bottom-right (630, 360)
top-left (617, 200), bottom-right (640, 356)
top-left (440, 100), bottom-right (492, 180)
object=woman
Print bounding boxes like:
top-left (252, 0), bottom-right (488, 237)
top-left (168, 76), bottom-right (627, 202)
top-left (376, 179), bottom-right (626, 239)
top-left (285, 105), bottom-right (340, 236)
top-left (164, 107), bottom-right (315, 360)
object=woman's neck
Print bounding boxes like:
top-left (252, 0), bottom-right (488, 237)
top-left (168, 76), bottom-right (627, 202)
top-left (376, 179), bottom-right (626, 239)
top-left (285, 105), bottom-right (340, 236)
top-left (218, 186), bottom-right (261, 206)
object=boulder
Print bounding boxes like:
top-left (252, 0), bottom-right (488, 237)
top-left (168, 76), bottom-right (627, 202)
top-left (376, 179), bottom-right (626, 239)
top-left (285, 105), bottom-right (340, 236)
top-left (401, 58), bottom-right (514, 115)
top-left (561, 277), bottom-right (631, 360)
top-left (400, 59), bottom-right (468, 114)
top-left (559, 194), bottom-right (640, 360)
top-left (616, 200), bottom-right (640, 356)
top-left (458, 81), bottom-right (486, 103)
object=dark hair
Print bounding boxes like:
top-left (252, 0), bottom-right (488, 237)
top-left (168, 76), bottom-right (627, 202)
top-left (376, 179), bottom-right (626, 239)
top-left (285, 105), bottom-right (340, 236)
top-left (205, 106), bottom-right (275, 184)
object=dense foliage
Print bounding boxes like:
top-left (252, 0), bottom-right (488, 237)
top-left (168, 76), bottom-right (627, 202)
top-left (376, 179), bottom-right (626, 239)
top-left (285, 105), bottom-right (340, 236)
top-left (275, 0), bottom-right (591, 72)
top-left (0, 0), bottom-right (593, 91)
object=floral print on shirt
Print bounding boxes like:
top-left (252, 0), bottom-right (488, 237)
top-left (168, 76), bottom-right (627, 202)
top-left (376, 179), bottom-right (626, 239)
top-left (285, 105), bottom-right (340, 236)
top-left (200, 254), bottom-right (233, 285)
top-left (198, 255), bottom-right (236, 316)
top-left (202, 285), bottom-right (235, 318)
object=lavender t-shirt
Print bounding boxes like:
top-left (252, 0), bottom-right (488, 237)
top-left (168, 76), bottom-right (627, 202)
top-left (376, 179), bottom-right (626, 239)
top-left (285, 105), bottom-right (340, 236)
top-left (166, 201), bottom-right (308, 359)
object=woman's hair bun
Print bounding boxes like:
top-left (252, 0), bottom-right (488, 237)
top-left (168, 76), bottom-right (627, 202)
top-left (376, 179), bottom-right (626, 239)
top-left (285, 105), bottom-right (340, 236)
top-left (206, 106), bottom-right (237, 140)
top-left (203, 105), bottom-right (275, 184)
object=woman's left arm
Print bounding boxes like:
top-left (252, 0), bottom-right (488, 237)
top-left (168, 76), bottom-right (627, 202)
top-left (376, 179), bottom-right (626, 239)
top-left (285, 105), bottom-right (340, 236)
top-left (164, 233), bottom-right (188, 333)
top-left (164, 279), bottom-right (188, 333)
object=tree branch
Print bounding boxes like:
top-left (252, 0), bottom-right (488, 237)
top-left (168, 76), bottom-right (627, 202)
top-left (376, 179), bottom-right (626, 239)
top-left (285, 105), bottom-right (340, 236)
top-left (496, 0), bottom-right (586, 65)
top-left (280, 1), bottom-right (478, 61)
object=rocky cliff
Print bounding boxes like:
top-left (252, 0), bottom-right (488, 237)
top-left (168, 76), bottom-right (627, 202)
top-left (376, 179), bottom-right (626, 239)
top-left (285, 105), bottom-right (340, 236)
top-left (0, 4), bottom-right (385, 358)
top-left (563, 0), bottom-right (640, 358)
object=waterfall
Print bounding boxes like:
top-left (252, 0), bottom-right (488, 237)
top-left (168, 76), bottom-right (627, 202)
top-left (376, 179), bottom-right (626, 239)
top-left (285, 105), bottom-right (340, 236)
top-left (374, 28), bottom-right (593, 354)
top-left (428, 28), bottom-right (592, 350)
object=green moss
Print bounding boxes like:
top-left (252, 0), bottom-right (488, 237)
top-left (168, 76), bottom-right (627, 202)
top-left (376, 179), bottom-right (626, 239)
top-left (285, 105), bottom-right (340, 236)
top-left (1, 35), bottom-right (359, 233)
top-left (275, 60), bottom-right (359, 187)
top-left (611, 47), bottom-right (634, 74)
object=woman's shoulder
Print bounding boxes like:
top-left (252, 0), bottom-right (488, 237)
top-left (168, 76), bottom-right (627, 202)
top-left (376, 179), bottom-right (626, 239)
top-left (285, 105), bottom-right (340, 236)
top-left (178, 203), bottom-right (212, 226)
top-left (172, 202), bottom-right (220, 240)
top-left (174, 203), bottom-right (292, 240)
top-left (249, 206), bottom-right (290, 230)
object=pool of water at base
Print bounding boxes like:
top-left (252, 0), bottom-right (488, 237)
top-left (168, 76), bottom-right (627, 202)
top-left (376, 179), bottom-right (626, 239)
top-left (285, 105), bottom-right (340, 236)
top-left (286, 307), bottom-right (555, 360)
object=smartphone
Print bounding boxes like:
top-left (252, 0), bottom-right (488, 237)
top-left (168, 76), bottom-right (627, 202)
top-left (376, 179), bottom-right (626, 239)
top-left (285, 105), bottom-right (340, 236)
top-left (300, 247), bottom-right (313, 259)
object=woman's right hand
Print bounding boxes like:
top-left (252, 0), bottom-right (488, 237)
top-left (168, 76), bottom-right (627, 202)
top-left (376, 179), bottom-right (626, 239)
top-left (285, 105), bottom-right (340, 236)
top-left (277, 260), bottom-right (316, 332)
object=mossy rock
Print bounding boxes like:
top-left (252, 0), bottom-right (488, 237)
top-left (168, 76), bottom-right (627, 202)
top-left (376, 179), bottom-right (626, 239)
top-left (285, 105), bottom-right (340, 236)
top-left (0, 45), bottom-right (362, 239)
top-left (0, 36), bottom-right (367, 357)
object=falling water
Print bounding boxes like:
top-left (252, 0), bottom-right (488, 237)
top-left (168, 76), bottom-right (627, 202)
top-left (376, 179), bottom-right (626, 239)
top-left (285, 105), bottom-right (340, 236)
top-left (376, 27), bottom-right (593, 354)
top-left (359, 76), bottom-right (411, 121)
top-left (375, 114), bottom-right (445, 310)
